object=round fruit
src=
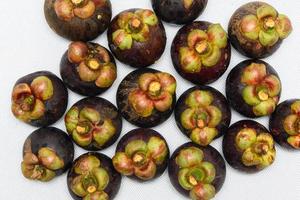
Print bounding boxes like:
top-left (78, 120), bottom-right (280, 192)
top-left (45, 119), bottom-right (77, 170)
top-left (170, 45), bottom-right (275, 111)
top-left (11, 71), bottom-right (68, 127)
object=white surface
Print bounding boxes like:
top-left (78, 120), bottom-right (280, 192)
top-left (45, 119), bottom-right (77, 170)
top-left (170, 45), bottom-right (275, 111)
top-left (0, 0), bottom-right (300, 199)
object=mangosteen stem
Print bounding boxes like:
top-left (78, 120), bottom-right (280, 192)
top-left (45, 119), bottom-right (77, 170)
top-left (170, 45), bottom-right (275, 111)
top-left (21, 95), bottom-right (35, 111)
top-left (254, 142), bottom-right (269, 155)
top-left (87, 58), bottom-right (101, 70)
top-left (188, 175), bottom-right (198, 186)
top-left (87, 185), bottom-right (97, 193)
top-left (195, 41), bottom-right (208, 54)
top-left (258, 90), bottom-right (269, 101)
top-left (197, 119), bottom-right (205, 128)
top-left (148, 81), bottom-right (161, 96)
top-left (71, 0), bottom-right (85, 6)
top-left (133, 153), bottom-right (146, 166)
top-left (76, 125), bottom-right (90, 135)
top-left (264, 18), bottom-right (275, 29)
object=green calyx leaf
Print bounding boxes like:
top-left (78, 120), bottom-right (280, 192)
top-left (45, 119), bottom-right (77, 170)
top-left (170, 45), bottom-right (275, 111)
top-left (147, 137), bottom-right (168, 165)
top-left (30, 76), bottom-right (54, 101)
top-left (93, 120), bottom-right (116, 147)
top-left (240, 15), bottom-right (260, 40)
top-left (112, 29), bottom-right (133, 50)
top-left (79, 107), bottom-right (101, 124)
top-left (253, 98), bottom-right (276, 116)
top-left (125, 140), bottom-right (148, 157)
top-left (92, 167), bottom-right (109, 191)
top-left (190, 127), bottom-right (218, 146)
top-left (65, 107), bottom-right (79, 133)
top-left (207, 24), bottom-right (228, 49)
top-left (38, 147), bottom-right (64, 170)
top-left (190, 183), bottom-right (216, 200)
top-left (235, 128), bottom-right (257, 151)
top-left (179, 47), bottom-right (202, 73)
top-left (257, 5), bottom-right (278, 20)
top-left (201, 45), bottom-right (221, 67)
top-left (275, 14), bottom-right (293, 39)
top-left (176, 147), bottom-right (204, 168)
top-left (185, 90), bottom-right (213, 108)
top-left (259, 29), bottom-right (279, 47)
top-left (112, 152), bottom-right (134, 176)
top-left (75, 155), bottom-right (101, 175)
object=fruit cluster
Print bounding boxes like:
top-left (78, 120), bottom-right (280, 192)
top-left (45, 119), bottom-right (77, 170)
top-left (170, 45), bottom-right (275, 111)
top-left (12, 1), bottom-right (297, 200)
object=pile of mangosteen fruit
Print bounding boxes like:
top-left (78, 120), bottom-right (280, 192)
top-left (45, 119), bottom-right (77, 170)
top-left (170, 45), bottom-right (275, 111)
top-left (12, 0), bottom-right (297, 200)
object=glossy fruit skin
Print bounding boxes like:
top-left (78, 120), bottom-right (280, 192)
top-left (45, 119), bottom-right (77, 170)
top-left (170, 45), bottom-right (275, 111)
top-left (12, 71), bottom-right (68, 127)
top-left (175, 85), bottom-right (231, 145)
top-left (168, 142), bottom-right (226, 198)
top-left (228, 2), bottom-right (282, 58)
top-left (226, 59), bottom-right (281, 118)
top-left (23, 127), bottom-right (74, 177)
top-left (60, 42), bottom-right (116, 96)
top-left (270, 99), bottom-right (300, 150)
top-left (117, 68), bottom-right (176, 128)
top-left (44, 0), bottom-right (112, 41)
top-left (171, 21), bottom-right (231, 85)
top-left (151, 0), bottom-right (208, 25)
top-left (222, 120), bottom-right (274, 173)
top-left (65, 97), bottom-right (122, 151)
top-left (67, 152), bottom-right (122, 200)
top-left (115, 128), bottom-right (170, 182)
top-left (107, 9), bottom-right (166, 68)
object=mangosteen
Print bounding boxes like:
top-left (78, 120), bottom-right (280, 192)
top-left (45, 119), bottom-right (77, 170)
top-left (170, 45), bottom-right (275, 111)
top-left (60, 41), bottom-right (117, 96)
top-left (175, 86), bottom-right (231, 146)
top-left (67, 152), bottom-right (121, 200)
top-left (65, 97), bottom-right (122, 151)
top-left (226, 59), bottom-right (281, 118)
top-left (171, 21), bottom-right (231, 85)
top-left (117, 68), bottom-right (177, 127)
top-left (44, 0), bottom-right (112, 41)
top-left (228, 1), bottom-right (292, 58)
top-left (11, 71), bottom-right (68, 127)
top-left (112, 128), bottom-right (170, 181)
top-left (223, 120), bottom-right (276, 173)
top-left (151, 0), bottom-right (208, 25)
top-left (270, 99), bottom-right (300, 150)
top-left (168, 142), bottom-right (226, 200)
top-left (107, 8), bottom-right (166, 68)
top-left (21, 127), bottom-right (74, 182)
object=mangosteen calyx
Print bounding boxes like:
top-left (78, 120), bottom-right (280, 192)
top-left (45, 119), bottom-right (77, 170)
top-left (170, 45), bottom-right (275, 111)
top-left (179, 24), bottom-right (227, 73)
top-left (240, 62), bottom-right (281, 116)
top-left (181, 90), bottom-right (222, 146)
top-left (176, 147), bottom-right (216, 200)
top-left (283, 100), bottom-right (300, 148)
top-left (128, 72), bottom-right (176, 117)
top-left (21, 147), bottom-right (64, 182)
top-left (68, 42), bottom-right (117, 88)
top-left (112, 136), bottom-right (168, 180)
top-left (12, 76), bottom-right (53, 122)
top-left (70, 155), bottom-right (110, 199)
top-left (235, 128), bottom-right (275, 169)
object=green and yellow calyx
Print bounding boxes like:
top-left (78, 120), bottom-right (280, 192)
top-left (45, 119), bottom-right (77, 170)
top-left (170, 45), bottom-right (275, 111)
top-left (283, 101), bottom-right (300, 149)
top-left (71, 155), bottom-right (109, 200)
top-left (240, 4), bottom-right (292, 46)
top-left (12, 76), bottom-right (54, 123)
top-left (112, 9), bottom-right (158, 50)
top-left (112, 137), bottom-right (168, 180)
top-left (54, 0), bottom-right (96, 21)
top-left (179, 24), bottom-right (227, 73)
top-left (21, 147), bottom-right (64, 182)
top-left (65, 106), bottom-right (116, 148)
top-left (181, 90), bottom-right (222, 146)
top-left (241, 63), bottom-right (281, 116)
top-left (128, 72), bottom-right (176, 117)
top-left (68, 42), bottom-right (117, 88)
top-left (176, 147), bottom-right (216, 200)
top-left (235, 128), bottom-right (276, 169)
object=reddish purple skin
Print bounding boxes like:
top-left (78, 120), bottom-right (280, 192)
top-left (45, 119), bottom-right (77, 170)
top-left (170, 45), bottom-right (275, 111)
top-left (23, 127), bottom-right (74, 177)
top-left (171, 21), bottom-right (231, 85)
top-left (269, 99), bottom-right (300, 150)
top-left (13, 71), bottom-right (68, 127)
top-left (60, 43), bottom-right (116, 96)
top-left (168, 142), bottom-right (226, 198)
top-left (115, 128), bottom-right (170, 182)
top-left (175, 85), bottom-right (231, 143)
top-left (226, 59), bottom-right (281, 118)
top-left (151, 0), bottom-right (208, 25)
top-left (44, 0), bottom-right (112, 41)
top-left (107, 9), bottom-right (167, 68)
top-left (67, 152), bottom-right (122, 200)
top-left (116, 68), bottom-right (176, 128)
top-left (66, 97), bottom-right (122, 151)
top-left (228, 1), bottom-right (282, 59)
top-left (222, 120), bottom-right (274, 173)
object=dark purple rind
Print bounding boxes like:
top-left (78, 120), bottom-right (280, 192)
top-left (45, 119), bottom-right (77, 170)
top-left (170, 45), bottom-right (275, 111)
top-left (14, 71), bottom-right (68, 127)
top-left (228, 1), bottom-right (282, 59)
top-left (226, 59), bottom-right (281, 118)
top-left (60, 42), bottom-right (117, 96)
top-left (44, 0), bottom-right (112, 41)
top-left (151, 0), bottom-right (208, 25)
top-left (116, 68), bottom-right (176, 128)
top-left (67, 152), bottom-right (122, 200)
top-left (175, 85), bottom-right (231, 144)
top-left (168, 142), bottom-right (226, 198)
top-left (222, 120), bottom-right (274, 173)
top-left (115, 128), bottom-right (170, 182)
top-left (107, 8), bottom-right (167, 68)
top-left (67, 97), bottom-right (122, 151)
top-left (23, 127), bottom-right (74, 177)
top-left (269, 99), bottom-right (300, 150)
top-left (171, 21), bottom-right (231, 85)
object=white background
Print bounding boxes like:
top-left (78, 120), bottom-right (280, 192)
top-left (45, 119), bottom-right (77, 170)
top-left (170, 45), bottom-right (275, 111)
top-left (0, 0), bottom-right (299, 199)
